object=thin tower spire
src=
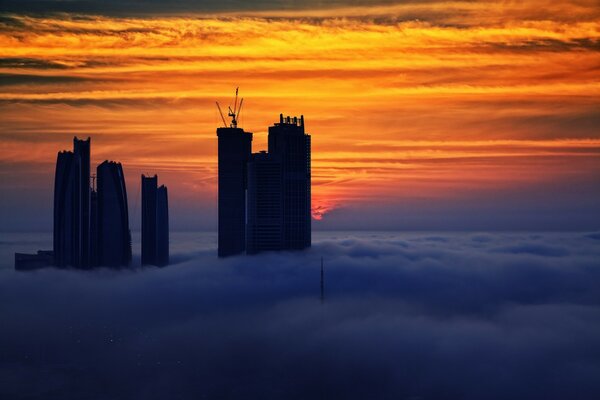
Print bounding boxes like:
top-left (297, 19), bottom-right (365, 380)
top-left (320, 256), bottom-right (325, 304)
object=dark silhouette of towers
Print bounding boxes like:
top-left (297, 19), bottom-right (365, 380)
top-left (217, 126), bottom-right (252, 257)
top-left (216, 111), bottom-right (312, 256)
top-left (246, 151), bottom-right (283, 254)
top-left (97, 161), bottom-right (132, 267)
top-left (141, 175), bottom-right (169, 266)
top-left (53, 137), bottom-right (91, 268)
top-left (53, 136), bottom-right (136, 268)
top-left (268, 114), bottom-right (311, 250)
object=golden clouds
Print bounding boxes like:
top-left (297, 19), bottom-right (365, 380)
top-left (0, 1), bottom-right (598, 220)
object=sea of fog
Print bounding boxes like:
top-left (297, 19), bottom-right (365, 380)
top-left (1, 231), bottom-right (600, 399)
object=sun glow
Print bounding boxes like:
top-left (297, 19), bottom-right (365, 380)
top-left (1, 1), bottom-right (599, 224)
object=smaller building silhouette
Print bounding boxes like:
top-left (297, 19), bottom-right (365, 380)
top-left (156, 185), bottom-right (169, 266)
top-left (141, 175), bottom-right (169, 266)
top-left (246, 151), bottom-right (283, 254)
top-left (15, 251), bottom-right (53, 271)
top-left (90, 187), bottom-right (98, 266)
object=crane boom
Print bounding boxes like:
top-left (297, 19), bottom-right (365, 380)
top-left (216, 88), bottom-right (244, 128)
top-left (215, 102), bottom-right (227, 127)
top-left (237, 98), bottom-right (244, 121)
top-left (233, 87), bottom-right (239, 114)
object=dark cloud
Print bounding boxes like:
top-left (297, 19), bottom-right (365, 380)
top-left (1, 231), bottom-right (600, 399)
top-left (0, 73), bottom-right (100, 86)
top-left (491, 243), bottom-right (571, 257)
top-left (0, 0), bottom-right (403, 16)
top-left (0, 58), bottom-right (71, 70)
top-left (488, 38), bottom-right (600, 52)
top-left (585, 232), bottom-right (600, 240)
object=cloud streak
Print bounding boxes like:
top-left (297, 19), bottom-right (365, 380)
top-left (0, 2), bottom-right (599, 228)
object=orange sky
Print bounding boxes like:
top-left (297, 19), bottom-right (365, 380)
top-left (1, 0), bottom-right (599, 230)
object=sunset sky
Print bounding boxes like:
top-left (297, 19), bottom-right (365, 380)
top-left (1, 0), bottom-right (599, 231)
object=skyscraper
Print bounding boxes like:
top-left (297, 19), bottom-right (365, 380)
top-left (141, 175), bottom-right (157, 265)
top-left (90, 187), bottom-right (98, 267)
top-left (141, 175), bottom-right (169, 266)
top-left (53, 150), bottom-right (74, 267)
top-left (246, 151), bottom-right (283, 254)
top-left (268, 115), bottom-right (311, 250)
top-left (73, 137), bottom-right (91, 267)
top-left (156, 185), bottom-right (169, 266)
top-left (97, 161), bottom-right (132, 267)
top-left (53, 137), bottom-right (91, 268)
top-left (217, 126), bottom-right (252, 257)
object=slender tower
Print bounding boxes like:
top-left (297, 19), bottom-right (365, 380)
top-left (156, 185), bottom-right (169, 266)
top-left (53, 136), bottom-right (91, 268)
top-left (216, 89), bottom-right (252, 257)
top-left (141, 175), bottom-right (158, 265)
top-left (320, 257), bottom-right (325, 304)
top-left (53, 150), bottom-right (75, 267)
top-left (97, 161), bottom-right (131, 267)
top-left (73, 137), bottom-right (91, 267)
top-left (141, 174), bottom-right (169, 266)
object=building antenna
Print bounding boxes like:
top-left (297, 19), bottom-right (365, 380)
top-left (320, 256), bottom-right (325, 304)
top-left (215, 87), bottom-right (244, 128)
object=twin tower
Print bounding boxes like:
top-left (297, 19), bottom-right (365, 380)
top-left (54, 137), bottom-right (168, 268)
top-left (217, 114), bottom-right (312, 257)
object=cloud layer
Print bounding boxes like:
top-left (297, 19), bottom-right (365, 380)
top-left (1, 231), bottom-right (600, 399)
top-left (1, 1), bottom-right (599, 229)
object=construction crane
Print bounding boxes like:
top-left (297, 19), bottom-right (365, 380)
top-left (215, 87), bottom-right (244, 128)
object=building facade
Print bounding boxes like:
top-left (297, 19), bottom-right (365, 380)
top-left (156, 185), bottom-right (169, 266)
top-left (141, 174), bottom-right (169, 266)
top-left (53, 137), bottom-right (91, 268)
top-left (268, 115), bottom-right (311, 250)
top-left (97, 161), bottom-right (132, 267)
top-left (246, 151), bottom-right (283, 254)
top-left (53, 150), bottom-right (74, 267)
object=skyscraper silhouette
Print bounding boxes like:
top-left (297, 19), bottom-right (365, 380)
top-left (268, 115), bottom-right (311, 250)
top-left (53, 137), bottom-right (91, 268)
top-left (156, 185), bottom-right (169, 266)
top-left (97, 161), bottom-right (132, 267)
top-left (54, 150), bottom-right (74, 266)
top-left (217, 126), bottom-right (252, 257)
top-left (74, 137), bottom-right (92, 267)
top-left (90, 186), bottom-right (98, 266)
top-left (141, 175), bottom-right (169, 266)
top-left (246, 151), bottom-right (283, 254)
top-left (141, 175), bottom-right (157, 265)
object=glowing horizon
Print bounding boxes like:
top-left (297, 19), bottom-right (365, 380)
top-left (1, 0), bottom-right (599, 230)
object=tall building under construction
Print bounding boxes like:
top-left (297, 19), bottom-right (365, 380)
top-left (216, 90), bottom-right (311, 256)
top-left (217, 127), bottom-right (252, 257)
